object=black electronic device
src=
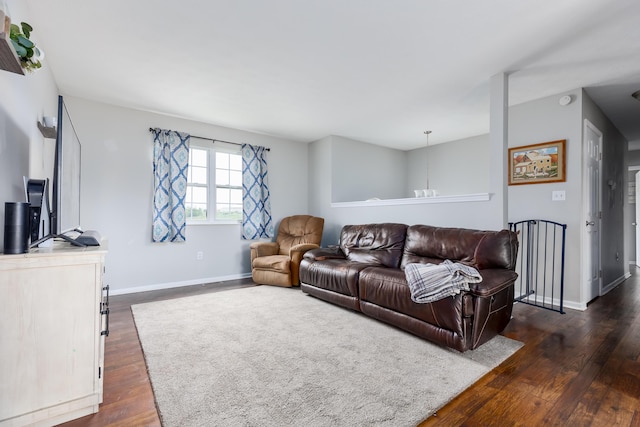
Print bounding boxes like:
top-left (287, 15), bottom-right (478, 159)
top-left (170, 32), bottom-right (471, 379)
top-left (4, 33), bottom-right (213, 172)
top-left (26, 178), bottom-right (47, 243)
top-left (74, 230), bottom-right (102, 246)
top-left (29, 95), bottom-right (84, 248)
top-left (3, 202), bottom-right (29, 254)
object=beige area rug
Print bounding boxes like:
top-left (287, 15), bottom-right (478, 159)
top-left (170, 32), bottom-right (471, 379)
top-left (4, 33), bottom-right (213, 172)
top-left (132, 286), bottom-right (522, 426)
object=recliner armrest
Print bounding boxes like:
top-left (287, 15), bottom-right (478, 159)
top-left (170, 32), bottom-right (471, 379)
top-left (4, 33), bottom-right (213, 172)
top-left (250, 241), bottom-right (280, 263)
top-left (303, 246), bottom-right (345, 262)
top-left (289, 243), bottom-right (321, 286)
top-left (468, 269), bottom-right (518, 297)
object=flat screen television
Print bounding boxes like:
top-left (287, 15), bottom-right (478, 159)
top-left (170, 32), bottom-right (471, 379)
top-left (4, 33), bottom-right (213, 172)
top-left (51, 95), bottom-right (82, 235)
top-left (29, 95), bottom-right (82, 246)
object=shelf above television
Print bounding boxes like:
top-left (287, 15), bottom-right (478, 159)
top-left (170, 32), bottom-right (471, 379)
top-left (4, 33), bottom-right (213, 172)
top-left (0, 29), bottom-right (24, 75)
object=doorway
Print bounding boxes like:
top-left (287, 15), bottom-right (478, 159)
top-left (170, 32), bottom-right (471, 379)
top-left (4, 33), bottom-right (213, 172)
top-left (583, 119), bottom-right (603, 303)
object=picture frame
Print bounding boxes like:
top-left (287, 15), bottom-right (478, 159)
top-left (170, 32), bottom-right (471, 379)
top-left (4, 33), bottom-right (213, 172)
top-left (508, 139), bottom-right (566, 185)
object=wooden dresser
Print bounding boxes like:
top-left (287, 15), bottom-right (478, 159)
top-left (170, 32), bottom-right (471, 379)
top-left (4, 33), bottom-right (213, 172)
top-left (0, 242), bottom-right (108, 427)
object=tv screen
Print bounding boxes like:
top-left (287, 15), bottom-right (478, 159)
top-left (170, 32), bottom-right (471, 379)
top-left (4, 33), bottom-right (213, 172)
top-left (51, 95), bottom-right (81, 235)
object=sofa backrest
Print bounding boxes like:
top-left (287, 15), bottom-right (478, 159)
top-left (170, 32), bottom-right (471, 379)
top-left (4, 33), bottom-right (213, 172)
top-left (401, 225), bottom-right (518, 270)
top-left (340, 223), bottom-right (408, 268)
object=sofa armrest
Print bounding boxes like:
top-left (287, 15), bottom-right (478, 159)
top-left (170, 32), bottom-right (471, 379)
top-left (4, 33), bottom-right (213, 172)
top-left (290, 243), bottom-right (321, 257)
top-left (303, 246), bottom-right (345, 262)
top-left (250, 242), bottom-right (280, 263)
top-left (468, 269), bottom-right (518, 297)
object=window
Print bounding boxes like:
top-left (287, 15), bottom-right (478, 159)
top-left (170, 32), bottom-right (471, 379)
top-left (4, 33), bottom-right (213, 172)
top-left (186, 148), bottom-right (208, 220)
top-left (214, 152), bottom-right (243, 220)
top-left (186, 145), bottom-right (242, 223)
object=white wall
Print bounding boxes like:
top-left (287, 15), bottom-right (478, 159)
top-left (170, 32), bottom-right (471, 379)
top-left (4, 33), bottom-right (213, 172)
top-left (0, 0), bottom-right (59, 252)
top-left (508, 91), bottom-right (583, 306)
top-left (330, 134), bottom-right (490, 201)
top-left (64, 97), bottom-right (309, 293)
top-left (331, 135), bottom-right (406, 202)
top-left (508, 89), bottom-right (627, 309)
top-left (308, 133), bottom-right (504, 246)
top-left (407, 134), bottom-right (489, 196)
top-left (308, 136), bottom-right (336, 244)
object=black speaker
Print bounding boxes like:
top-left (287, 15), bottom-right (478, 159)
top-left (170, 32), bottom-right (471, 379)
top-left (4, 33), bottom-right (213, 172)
top-left (4, 202), bottom-right (30, 254)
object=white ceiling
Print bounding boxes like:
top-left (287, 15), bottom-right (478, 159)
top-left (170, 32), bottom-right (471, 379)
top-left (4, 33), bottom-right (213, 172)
top-left (24, 0), bottom-right (640, 150)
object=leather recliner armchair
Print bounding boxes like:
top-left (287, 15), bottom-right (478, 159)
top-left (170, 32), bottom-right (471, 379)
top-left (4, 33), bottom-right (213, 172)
top-left (250, 215), bottom-right (324, 287)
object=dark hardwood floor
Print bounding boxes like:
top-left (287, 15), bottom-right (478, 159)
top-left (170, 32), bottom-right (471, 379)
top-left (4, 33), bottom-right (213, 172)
top-left (59, 271), bottom-right (640, 426)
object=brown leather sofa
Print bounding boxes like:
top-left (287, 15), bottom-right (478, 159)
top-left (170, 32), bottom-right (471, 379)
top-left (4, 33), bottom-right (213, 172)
top-left (299, 223), bottom-right (519, 352)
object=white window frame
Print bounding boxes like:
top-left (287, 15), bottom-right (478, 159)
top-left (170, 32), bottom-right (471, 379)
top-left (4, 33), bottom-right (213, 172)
top-left (186, 140), bottom-right (242, 225)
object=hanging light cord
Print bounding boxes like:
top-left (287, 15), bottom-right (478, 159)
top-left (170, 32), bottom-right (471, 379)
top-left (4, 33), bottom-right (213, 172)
top-left (424, 130), bottom-right (432, 189)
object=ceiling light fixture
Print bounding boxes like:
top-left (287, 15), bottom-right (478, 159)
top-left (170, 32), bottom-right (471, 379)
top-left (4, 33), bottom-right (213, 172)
top-left (632, 90), bottom-right (640, 101)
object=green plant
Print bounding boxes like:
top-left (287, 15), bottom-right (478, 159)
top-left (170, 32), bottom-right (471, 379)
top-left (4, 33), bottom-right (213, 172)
top-left (9, 21), bottom-right (42, 72)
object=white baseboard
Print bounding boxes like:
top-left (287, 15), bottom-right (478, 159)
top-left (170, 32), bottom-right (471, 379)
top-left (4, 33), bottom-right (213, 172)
top-left (602, 272), bottom-right (631, 296)
top-left (110, 273), bottom-right (253, 296)
top-left (562, 300), bottom-right (587, 311)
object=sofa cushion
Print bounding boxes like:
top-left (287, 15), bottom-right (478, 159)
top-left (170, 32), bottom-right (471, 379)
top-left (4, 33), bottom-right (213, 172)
top-left (401, 225), bottom-right (518, 270)
top-left (340, 223), bottom-right (408, 268)
top-left (299, 258), bottom-right (372, 298)
top-left (358, 267), bottom-right (466, 337)
top-left (252, 254), bottom-right (290, 271)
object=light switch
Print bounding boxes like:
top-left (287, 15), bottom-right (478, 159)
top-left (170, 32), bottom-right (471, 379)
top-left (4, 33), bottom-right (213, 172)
top-left (552, 190), bottom-right (566, 201)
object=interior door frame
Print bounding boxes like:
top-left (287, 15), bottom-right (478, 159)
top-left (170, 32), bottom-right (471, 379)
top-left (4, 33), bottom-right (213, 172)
top-left (628, 165), bottom-right (640, 267)
top-left (581, 119), bottom-right (603, 303)
top-left (634, 168), bottom-right (640, 267)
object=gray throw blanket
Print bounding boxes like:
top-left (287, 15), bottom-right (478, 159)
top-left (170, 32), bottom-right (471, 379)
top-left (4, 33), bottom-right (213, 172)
top-left (404, 260), bottom-right (482, 303)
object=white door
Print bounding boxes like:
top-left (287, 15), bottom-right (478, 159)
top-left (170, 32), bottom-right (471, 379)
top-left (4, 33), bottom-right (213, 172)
top-left (583, 120), bottom-right (602, 302)
top-left (636, 171), bottom-right (640, 267)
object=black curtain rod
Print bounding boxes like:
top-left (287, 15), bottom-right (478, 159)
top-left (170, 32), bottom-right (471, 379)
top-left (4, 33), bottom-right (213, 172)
top-left (148, 128), bottom-right (270, 151)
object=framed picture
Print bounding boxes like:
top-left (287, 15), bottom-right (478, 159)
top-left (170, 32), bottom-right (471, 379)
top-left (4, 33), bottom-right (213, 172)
top-left (508, 139), bottom-right (566, 185)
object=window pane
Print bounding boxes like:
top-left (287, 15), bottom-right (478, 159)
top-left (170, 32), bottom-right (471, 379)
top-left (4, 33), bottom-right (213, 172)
top-left (216, 205), bottom-right (242, 221)
top-left (215, 204), bottom-right (229, 220)
top-left (216, 169), bottom-right (229, 186)
top-left (191, 166), bottom-right (207, 185)
top-left (230, 188), bottom-right (242, 204)
top-left (216, 152), bottom-right (229, 169)
top-left (229, 204), bottom-right (242, 220)
top-left (217, 188), bottom-right (230, 203)
top-left (191, 148), bottom-right (207, 167)
top-left (230, 170), bottom-right (242, 186)
top-left (192, 186), bottom-right (207, 203)
top-left (229, 154), bottom-right (242, 171)
top-left (188, 204), bottom-right (207, 220)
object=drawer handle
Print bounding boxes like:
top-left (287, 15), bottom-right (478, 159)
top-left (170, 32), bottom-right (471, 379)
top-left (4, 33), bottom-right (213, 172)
top-left (101, 285), bottom-right (110, 337)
